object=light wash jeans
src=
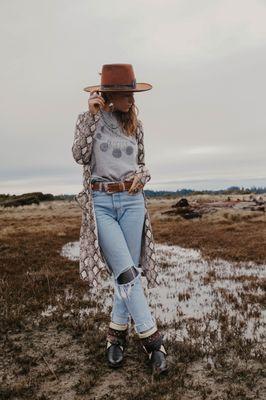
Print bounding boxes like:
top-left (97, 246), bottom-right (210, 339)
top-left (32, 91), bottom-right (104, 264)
top-left (92, 188), bottom-right (156, 334)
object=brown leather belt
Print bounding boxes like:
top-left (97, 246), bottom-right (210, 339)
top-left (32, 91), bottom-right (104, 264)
top-left (91, 179), bottom-right (134, 193)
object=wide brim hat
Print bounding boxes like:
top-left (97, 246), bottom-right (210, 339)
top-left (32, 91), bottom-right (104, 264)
top-left (83, 63), bottom-right (152, 93)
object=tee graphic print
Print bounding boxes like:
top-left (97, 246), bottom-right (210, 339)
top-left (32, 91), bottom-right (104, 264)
top-left (90, 111), bottom-right (138, 182)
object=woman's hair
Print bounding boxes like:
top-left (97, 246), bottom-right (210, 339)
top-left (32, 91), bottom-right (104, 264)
top-left (101, 92), bottom-right (139, 136)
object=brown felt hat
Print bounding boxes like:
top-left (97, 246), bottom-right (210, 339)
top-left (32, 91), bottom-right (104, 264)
top-left (83, 64), bottom-right (152, 93)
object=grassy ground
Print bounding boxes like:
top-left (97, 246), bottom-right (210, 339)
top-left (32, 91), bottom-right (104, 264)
top-left (0, 195), bottom-right (265, 400)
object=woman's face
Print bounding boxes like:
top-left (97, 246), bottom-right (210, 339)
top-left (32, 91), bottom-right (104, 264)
top-left (109, 91), bottom-right (135, 112)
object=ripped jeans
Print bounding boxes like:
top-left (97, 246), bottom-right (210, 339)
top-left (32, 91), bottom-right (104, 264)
top-left (92, 188), bottom-right (156, 334)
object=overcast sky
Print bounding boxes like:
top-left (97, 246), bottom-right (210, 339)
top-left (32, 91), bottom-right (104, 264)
top-left (1, 0), bottom-right (266, 194)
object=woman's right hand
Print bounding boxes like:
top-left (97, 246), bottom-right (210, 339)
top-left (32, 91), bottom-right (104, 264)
top-left (88, 89), bottom-right (105, 115)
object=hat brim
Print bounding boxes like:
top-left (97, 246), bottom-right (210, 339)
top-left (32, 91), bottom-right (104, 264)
top-left (83, 82), bottom-right (152, 92)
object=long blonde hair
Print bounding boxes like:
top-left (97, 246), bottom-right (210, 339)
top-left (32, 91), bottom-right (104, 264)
top-left (101, 92), bottom-right (139, 136)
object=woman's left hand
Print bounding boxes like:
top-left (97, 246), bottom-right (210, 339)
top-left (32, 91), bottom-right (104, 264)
top-left (128, 174), bottom-right (144, 194)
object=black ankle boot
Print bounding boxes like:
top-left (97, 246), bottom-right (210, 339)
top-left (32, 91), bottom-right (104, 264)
top-left (140, 329), bottom-right (168, 375)
top-left (106, 325), bottom-right (129, 368)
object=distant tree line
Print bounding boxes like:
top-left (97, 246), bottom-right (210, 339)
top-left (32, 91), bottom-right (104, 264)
top-left (144, 186), bottom-right (266, 197)
top-left (0, 185), bottom-right (265, 207)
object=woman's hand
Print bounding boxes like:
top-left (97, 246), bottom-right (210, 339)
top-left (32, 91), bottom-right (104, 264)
top-left (128, 174), bottom-right (145, 195)
top-left (88, 89), bottom-right (105, 115)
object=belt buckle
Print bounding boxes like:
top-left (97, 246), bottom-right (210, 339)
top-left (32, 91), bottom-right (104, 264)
top-left (105, 181), bottom-right (125, 194)
top-left (105, 182), bottom-right (115, 194)
top-left (118, 182), bottom-right (125, 192)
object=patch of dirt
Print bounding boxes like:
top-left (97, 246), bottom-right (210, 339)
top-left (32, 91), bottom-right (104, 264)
top-left (0, 198), bottom-right (265, 399)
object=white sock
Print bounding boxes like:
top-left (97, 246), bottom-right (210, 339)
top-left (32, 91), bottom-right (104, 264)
top-left (109, 321), bottom-right (128, 331)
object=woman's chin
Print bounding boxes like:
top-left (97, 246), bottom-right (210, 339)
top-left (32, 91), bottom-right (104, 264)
top-left (116, 107), bottom-right (130, 113)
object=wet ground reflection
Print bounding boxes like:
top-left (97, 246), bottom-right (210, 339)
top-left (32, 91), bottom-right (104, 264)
top-left (55, 241), bottom-right (266, 344)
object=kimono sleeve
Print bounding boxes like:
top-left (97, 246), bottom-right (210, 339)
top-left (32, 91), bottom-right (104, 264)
top-left (135, 119), bottom-right (151, 185)
top-left (72, 111), bottom-right (96, 165)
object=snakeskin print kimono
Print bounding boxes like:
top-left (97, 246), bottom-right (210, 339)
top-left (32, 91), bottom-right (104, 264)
top-left (72, 110), bottom-right (160, 289)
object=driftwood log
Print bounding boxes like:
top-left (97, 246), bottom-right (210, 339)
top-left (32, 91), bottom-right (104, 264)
top-left (162, 196), bottom-right (265, 219)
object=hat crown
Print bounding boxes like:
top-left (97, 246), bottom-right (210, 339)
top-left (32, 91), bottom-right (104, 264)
top-left (101, 64), bottom-right (136, 89)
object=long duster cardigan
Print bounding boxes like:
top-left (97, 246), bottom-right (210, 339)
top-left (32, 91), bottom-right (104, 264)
top-left (72, 110), bottom-right (160, 289)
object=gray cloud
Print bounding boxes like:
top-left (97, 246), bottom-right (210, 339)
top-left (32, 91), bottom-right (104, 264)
top-left (0, 0), bottom-right (265, 194)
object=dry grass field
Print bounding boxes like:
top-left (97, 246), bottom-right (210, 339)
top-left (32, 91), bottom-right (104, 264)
top-left (0, 194), bottom-right (265, 400)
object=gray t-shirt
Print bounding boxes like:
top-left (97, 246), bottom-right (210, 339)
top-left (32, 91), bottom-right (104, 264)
top-left (91, 109), bottom-right (138, 183)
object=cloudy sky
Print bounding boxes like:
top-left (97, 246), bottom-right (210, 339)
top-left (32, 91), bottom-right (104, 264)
top-left (1, 0), bottom-right (266, 194)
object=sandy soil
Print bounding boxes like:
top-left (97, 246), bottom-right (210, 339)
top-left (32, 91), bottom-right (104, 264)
top-left (0, 195), bottom-right (265, 399)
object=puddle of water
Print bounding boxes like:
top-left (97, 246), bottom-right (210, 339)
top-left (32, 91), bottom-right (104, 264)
top-left (61, 241), bottom-right (80, 261)
top-left (55, 241), bottom-right (266, 342)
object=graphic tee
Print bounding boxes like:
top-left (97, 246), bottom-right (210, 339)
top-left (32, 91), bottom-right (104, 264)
top-left (91, 109), bottom-right (138, 183)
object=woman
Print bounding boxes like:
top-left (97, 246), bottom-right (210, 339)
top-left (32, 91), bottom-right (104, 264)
top-left (72, 64), bottom-right (168, 375)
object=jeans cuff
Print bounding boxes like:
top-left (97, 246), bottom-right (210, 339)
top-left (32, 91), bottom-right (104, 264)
top-left (134, 320), bottom-right (156, 334)
top-left (109, 321), bottom-right (128, 330)
top-left (137, 325), bottom-right (158, 338)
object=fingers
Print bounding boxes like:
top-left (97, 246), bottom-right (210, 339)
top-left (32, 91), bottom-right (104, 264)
top-left (90, 89), bottom-right (104, 100)
top-left (128, 175), bottom-right (144, 194)
top-left (90, 89), bottom-right (101, 96)
top-left (90, 98), bottom-right (105, 107)
top-left (89, 93), bottom-right (105, 104)
top-left (88, 90), bottom-right (105, 112)
top-left (128, 176), bottom-right (138, 193)
top-left (128, 185), bottom-right (143, 195)
top-left (89, 92), bottom-right (98, 100)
